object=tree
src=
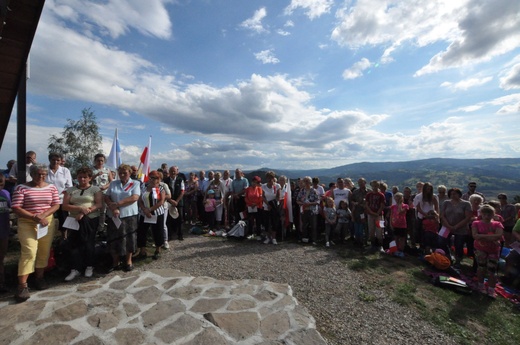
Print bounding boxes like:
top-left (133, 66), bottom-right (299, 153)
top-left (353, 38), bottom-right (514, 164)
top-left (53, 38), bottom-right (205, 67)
top-left (48, 107), bottom-right (102, 175)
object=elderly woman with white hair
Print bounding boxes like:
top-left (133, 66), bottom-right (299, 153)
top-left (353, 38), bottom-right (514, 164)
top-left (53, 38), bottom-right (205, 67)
top-left (297, 176), bottom-right (320, 245)
top-left (11, 163), bottom-right (60, 302)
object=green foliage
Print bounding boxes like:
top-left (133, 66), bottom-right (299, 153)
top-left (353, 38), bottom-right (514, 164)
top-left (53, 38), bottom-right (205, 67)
top-left (48, 108), bottom-right (102, 175)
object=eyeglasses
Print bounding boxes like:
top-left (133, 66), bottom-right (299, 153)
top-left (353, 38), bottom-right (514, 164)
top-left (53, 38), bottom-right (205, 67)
top-left (149, 176), bottom-right (159, 180)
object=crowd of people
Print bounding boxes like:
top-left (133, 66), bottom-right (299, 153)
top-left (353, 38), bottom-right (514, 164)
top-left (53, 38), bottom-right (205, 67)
top-left (1, 151), bottom-right (520, 303)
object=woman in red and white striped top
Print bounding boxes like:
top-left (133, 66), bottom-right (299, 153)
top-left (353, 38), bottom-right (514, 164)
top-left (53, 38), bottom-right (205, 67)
top-left (11, 163), bottom-right (60, 303)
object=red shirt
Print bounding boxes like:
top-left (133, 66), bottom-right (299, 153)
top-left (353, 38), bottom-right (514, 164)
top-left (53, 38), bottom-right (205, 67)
top-left (245, 186), bottom-right (263, 208)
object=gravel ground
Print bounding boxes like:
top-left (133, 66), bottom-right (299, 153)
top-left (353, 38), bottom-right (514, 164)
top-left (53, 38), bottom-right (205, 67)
top-left (145, 234), bottom-right (459, 345)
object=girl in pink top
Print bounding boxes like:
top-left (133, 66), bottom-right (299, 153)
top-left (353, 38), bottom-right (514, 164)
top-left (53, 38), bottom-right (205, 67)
top-left (471, 204), bottom-right (503, 298)
top-left (390, 192), bottom-right (409, 256)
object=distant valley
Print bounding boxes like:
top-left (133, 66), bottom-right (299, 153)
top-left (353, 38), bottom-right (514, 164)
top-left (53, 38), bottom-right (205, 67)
top-left (243, 158), bottom-right (520, 201)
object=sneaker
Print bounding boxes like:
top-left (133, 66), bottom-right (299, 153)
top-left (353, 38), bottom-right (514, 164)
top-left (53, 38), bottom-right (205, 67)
top-left (272, 239), bottom-right (278, 245)
top-left (65, 269), bottom-right (81, 282)
top-left (326, 242), bottom-right (330, 247)
top-left (15, 285), bottom-right (30, 303)
top-left (84, 266), bottom-right (94, 278)
top-left (487, 287), bottom-right (497, 299)
top-left (162, 241), bottom-right (170, 249)
top-left (256, 236), bottom-right (262, 241)
top-left (263, 238), bottom-right (271, 244)
top-left (247, 234), bottom-right (255, 240)
top-left (302, 238), bottom-right (309, 243)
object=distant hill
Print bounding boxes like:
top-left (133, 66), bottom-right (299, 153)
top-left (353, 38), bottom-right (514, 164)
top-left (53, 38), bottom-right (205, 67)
top-left (244, 158), bottom-right (520, 200)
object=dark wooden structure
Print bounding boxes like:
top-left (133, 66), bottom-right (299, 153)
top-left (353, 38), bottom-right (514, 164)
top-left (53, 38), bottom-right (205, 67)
top-left (0, 0), bottom-right (45, 149)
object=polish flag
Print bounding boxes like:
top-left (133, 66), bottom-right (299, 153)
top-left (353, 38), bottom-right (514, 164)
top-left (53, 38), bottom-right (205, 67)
top-left (283, 179), bottom-right (293, 228)
top-left (387, 240), bottom-right (398, 253)
top-left (139, 136), bottom-right (151, 183)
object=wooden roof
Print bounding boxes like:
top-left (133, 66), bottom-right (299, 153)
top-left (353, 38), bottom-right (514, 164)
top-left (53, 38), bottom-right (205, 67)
top-left (0, 0), bottom-right (45, 149)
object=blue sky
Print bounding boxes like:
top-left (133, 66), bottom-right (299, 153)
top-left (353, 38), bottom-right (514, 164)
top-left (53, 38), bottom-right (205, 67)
top-left (1, 0), bottom-right (519, 172)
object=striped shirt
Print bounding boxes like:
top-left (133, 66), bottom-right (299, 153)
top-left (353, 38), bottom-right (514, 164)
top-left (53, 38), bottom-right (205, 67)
top-left (12, 184), bottom-right (60, 214)
top-left (140, 184), bottom-right (166, 216)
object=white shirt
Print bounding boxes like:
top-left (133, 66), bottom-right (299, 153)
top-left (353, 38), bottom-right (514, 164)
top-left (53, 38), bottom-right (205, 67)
top-left (46, 166), bottom-right (73, 203)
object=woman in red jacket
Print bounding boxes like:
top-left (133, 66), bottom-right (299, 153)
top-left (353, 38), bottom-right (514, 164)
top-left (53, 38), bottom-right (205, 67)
top-left (245, 176), bottom-right (263, 240)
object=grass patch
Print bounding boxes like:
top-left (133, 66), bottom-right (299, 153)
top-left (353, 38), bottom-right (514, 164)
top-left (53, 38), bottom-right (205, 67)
top-left (339, 245), bottom-right (520, 345)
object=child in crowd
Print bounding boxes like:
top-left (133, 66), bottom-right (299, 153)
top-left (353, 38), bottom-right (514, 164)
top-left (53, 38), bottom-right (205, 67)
top-left (390, 192), bottom-right (408, 257)
top-left (204, 190), bottom-right (217, 230)
top-left (365, 180), bottom-right (386, 251)
top-left (336, 200), bottom-right (352, 244)
top-left (422, 210), bottom-right (440, 254)
top-left (0, 175), bottom-right (10, 292)
top-left (471, 204), bottom-right (504, 298)
top-left (323, 197), bottom-right (337, 247)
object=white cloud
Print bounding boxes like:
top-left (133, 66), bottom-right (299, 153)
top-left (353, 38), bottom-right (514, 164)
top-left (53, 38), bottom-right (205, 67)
top-left (47, 0), bottom-right (173, 39)
top-left (415, 0), bottom-right (520, 76)
top-left (276, 29), bottom-right (291, 36)
top-left (342, 58), bottom-right (371, 80)
top-left (452, 93), bottom-right (520, 114)
top-left (240, 7), bottom-right (268, 33)
top-left (500, 62), bottom-right (520, 90)
top-left (285, 0), bottom-right (334, 19)
top-left (331, 0), bottom-right (520, 76)
top-left (254, 49), bottom-right (280, 64)
top-left (441, 76), bottom-right (493, 91)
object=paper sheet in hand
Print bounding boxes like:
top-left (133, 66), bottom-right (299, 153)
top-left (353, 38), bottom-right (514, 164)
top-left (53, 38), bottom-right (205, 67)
top-left (37, 224), bottom-right (48, 239)
top-left (112, 216), bottom-right (122, 229)
top-left (63, 216), bottom-right (80, 230)
top-left (144, 215), bottom-right (158, 224)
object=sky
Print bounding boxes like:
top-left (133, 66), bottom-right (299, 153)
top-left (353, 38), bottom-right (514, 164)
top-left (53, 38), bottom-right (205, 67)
top-left (1, 0), bottom-right (519, 172)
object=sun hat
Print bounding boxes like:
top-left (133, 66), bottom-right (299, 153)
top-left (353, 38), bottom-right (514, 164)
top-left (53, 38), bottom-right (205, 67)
top-left (169, 206), bottom-right (179, 219)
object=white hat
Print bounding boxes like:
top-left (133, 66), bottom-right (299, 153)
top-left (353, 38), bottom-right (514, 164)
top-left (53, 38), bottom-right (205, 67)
top-left (169, 206), bottom-right (179, 219)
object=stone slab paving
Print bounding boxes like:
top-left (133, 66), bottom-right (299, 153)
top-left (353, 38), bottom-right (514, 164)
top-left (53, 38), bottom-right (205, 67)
top-left (0, 269), bottom-right (327, 345)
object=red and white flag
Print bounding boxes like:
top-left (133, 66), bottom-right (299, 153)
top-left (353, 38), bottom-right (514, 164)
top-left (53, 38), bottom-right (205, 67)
top-left (139, 136), bottom-right (151, 183)
top-left (284, 179), bottom-right (293, 228)
top-left (387, 240), bottom-right (398, 253)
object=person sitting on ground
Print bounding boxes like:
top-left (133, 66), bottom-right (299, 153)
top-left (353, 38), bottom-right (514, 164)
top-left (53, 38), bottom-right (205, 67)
top-left (472, 204), bottom-right (504, 298)
top-left (62, 167), bottom-right (102, 281)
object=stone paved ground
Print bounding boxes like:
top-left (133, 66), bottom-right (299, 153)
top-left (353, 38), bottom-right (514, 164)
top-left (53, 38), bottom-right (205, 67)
top-left (0, 269), bottom-right (327, 345)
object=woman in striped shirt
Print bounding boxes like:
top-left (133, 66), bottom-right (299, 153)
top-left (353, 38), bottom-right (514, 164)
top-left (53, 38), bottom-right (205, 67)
top-left (11, 163), bottom-right (60, 303)
top-left (136, 170), bottom-right (166, 260)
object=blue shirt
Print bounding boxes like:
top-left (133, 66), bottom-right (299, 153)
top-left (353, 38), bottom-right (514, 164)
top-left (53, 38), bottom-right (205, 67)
top-left (106, 179), bottom-right (141, 218)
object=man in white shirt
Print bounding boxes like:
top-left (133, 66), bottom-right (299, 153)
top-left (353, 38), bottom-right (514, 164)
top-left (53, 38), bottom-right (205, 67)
top-left (9, 151), bottom-right (36, 184)
top-left (46, 152), bottom-right (73, 234)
